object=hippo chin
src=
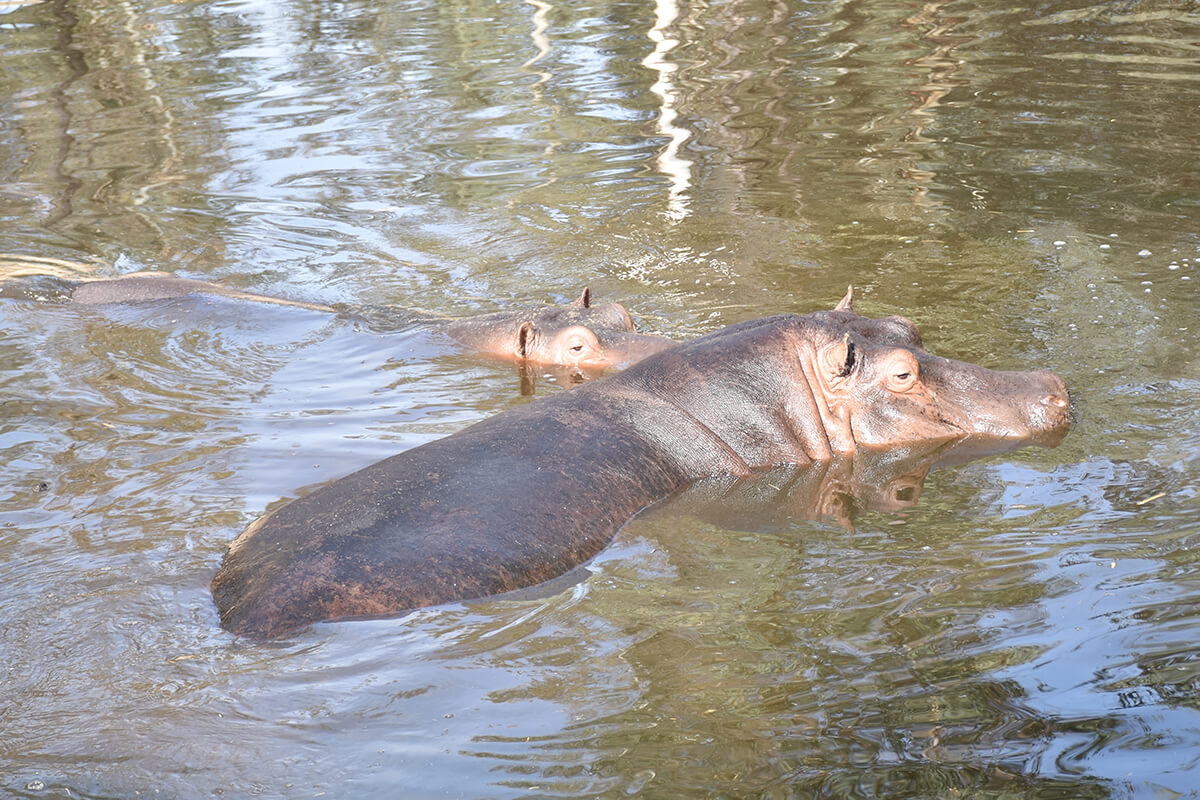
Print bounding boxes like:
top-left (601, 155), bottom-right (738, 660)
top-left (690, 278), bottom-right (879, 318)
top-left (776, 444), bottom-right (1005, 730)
top-left (210, 288), bottom-right (1071, 639)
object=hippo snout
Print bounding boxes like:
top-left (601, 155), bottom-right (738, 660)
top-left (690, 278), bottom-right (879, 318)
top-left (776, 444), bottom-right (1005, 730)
top-left (1036, 370), bottom-right (1072, 418)
top-left (1023, 370), bottom-right (1073, 445)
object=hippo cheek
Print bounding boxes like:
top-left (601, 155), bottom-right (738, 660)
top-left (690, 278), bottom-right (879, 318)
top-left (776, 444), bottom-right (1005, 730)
top-left (846, 388), bottom-right (969, 449)
top-left (596, 332), bottom-right (677, 370)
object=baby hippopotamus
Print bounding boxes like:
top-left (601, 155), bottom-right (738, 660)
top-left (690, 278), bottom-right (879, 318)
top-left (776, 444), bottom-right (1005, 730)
top-left (437, 287), bottom-right (672, 375)
top-left (211, 288), bottom-right (1072, 638)
top-left (4, 271), bottom-right (673, 374)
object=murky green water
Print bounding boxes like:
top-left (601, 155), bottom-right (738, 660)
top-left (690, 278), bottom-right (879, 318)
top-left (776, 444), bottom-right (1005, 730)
top-left (1, 0), bottom-right (1198, 797)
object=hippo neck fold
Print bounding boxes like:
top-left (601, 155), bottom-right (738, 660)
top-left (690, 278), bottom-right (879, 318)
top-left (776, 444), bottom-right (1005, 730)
top-left (617, 315), bottom-right (849, 468)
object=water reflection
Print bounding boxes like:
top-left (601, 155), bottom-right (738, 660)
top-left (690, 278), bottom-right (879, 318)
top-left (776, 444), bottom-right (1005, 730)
top-left (642, 0), bottom-right (692, 221)
top-left (434, 451), bottom-right (1109, 797)
top-left (887, 0), bottom-right (972, 210)
top-left (522, 0), bottom-right (553, 93)
top-left (666, 440), bottom-right (953, 532)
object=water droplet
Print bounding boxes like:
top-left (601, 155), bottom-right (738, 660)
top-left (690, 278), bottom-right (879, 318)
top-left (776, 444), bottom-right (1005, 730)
top-left (1138, 249), bottom-right (1152, 257)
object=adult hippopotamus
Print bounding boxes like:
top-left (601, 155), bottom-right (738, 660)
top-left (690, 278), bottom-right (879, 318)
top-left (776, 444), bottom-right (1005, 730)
top-left (210, 288), bottom-right (1071, 638)
top-left (3, 271), bottom-right (672, 374)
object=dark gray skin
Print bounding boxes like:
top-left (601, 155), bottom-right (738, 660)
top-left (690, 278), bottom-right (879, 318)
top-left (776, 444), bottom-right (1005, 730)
top-left (10, 272), bottom-right (673, 373)
top-left (211, 289), bottom-right (1071, 638)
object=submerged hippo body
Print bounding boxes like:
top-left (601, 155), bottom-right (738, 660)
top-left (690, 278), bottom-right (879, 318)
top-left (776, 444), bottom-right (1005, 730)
top-left (211, 289), bottom-right (1071, 638)
top-left (66, 272), bottom-right (334, 310)
top-left (12, 272), bottom-right (671, 373)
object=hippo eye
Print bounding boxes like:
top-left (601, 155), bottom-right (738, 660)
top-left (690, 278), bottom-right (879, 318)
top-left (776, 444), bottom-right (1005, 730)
top-left (885, 366), bottom-right (919, 392)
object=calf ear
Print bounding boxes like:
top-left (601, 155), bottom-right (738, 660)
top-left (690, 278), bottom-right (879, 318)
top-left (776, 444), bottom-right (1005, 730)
top-left (833, 285), bottom-right (854, 312)
top-left (573, 287), bottom-right (592, 308)
top-left (516, 321), bottom-right (536, 359)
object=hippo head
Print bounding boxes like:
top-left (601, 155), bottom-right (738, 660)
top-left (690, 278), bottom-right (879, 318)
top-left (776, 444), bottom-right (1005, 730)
top-left (447, 287), bottom-right (674, 373)
top-left (802, 287), bottom-right (1071, 452)
top-left (516, 323), bottom-right (675, 374)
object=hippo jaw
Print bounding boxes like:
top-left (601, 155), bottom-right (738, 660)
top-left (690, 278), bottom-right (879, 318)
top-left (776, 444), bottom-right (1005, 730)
top-left (804, 322), bottom-right (1072, 453)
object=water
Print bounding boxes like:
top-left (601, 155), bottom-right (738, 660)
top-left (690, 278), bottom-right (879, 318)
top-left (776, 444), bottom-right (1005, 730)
top-left (1, 0), bottom-right (1198, 797)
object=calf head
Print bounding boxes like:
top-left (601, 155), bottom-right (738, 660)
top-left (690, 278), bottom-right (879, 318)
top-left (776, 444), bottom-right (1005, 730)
top-left (451, 287), bottom-right (673, 372)
top-left (512, 287), bottom-right (637, 367)
top-left (516, 323), bottom-right (674, 373)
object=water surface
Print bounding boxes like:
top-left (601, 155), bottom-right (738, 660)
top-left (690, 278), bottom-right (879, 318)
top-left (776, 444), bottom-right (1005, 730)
top-left (1, 0), bottom-right (1198, 797)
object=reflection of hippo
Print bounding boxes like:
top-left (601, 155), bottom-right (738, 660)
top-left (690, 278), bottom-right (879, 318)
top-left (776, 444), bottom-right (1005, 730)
top-left (211, 288), bottom-right (1072, 638)
top-left (4, 272), bottom-right (672, 374)
top-left (664, 434), bottom-right (1054, 533)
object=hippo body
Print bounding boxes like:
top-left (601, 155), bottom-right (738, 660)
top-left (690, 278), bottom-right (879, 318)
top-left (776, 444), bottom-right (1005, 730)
top-left (211, 292), bottom-right (1071, 638)
top-left (7, 272), bottom-right (672, 373)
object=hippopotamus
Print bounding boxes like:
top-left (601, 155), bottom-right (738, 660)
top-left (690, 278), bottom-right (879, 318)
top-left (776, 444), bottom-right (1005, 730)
top-left (2, 271), bottom-right (672, 374)
top-left (436, 287), bottom-right (672, 377)
top-left (210, 288), bottom-right (1071, 638)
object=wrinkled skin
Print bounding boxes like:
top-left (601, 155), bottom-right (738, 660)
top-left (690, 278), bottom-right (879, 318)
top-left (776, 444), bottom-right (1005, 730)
top-left (5, 272), bottom-right (672, 373)
top-left (211, 289), bottom-right (1071, 638)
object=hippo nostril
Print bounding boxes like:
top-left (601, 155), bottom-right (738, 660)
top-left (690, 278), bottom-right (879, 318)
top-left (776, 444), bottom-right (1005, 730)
top-left (1042, 394), bottom-right (1068, 409)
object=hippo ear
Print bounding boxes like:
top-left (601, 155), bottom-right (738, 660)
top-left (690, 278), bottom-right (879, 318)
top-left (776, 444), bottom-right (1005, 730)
top-left (516, 321), bottom-right (536, 359)
top-left (819, 333), bottom-right (858, 381)
top-left (834, 285), bottom-right (854, 313)
top-left (573, 287), bottom-right (592, 308)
